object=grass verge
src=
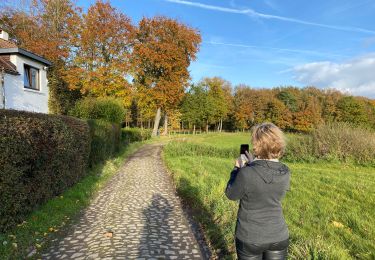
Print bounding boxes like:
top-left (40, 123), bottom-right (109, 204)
top-left (0, 142), bottom-right (144, 259)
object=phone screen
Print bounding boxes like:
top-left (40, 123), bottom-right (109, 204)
top-left (240, 144), bottom-right (249, 155)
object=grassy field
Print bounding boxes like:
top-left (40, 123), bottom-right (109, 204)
top-left (163, 133), bottom-right (375, 259)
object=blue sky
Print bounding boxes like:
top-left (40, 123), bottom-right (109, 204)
top-left (77, 0), bottom-right (375, 98)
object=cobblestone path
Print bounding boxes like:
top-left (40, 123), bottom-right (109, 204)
top-left (42, 144), bottom-right (208, 259)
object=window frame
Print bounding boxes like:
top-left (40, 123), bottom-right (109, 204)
top-left (24, 64), bottom-right (40, 91)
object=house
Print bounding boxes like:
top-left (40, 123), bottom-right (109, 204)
top-left (0, 29), bottom-right (52, 113)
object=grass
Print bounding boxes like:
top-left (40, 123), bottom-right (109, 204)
top-left (0, 142), bottom-right (144, 260)
top-left (163, 133), bottom-right (375, 259)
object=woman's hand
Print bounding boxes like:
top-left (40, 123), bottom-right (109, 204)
top-left (235, 158), bottom-right (242, 168)
top-left (235, 151), bottom-right (254, 168)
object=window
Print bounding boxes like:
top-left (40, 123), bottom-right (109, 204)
top-left (24, 64), bottom-right (39, 90)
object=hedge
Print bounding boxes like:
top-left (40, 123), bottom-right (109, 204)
top-left (69, 97), bottom-right (126, 124)
top-left (121, 128), bottom-right (152, 143)
top-left (87, 119), bottom-right (121, 166)
top-left (0, 110), bottom-right (90, 232)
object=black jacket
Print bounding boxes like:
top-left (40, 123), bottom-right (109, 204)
top-left (225, 160), bottom-right (290, 244)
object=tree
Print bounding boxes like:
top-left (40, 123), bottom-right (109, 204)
top-left (336, 96), bottom-right (368, 126)
top-left (132, 16), bottom-right (201, 136)
top-left (293, 95), bottom-right (323, 132)
top-left (200, 77), bottom-right (232, 132)
top-left (65, 0), bottom-right (134, 107)
top-left (233, 85), bottom-right (254, 131)
top-left (181, 84), bottom-right (214, 133)
top-left (276, 88), bottom-right (298, 112)
top-left (264, 98), bottom-right (292, 130)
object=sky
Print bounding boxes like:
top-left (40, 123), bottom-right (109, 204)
top-left (77, 0), bottom-right (375, 98)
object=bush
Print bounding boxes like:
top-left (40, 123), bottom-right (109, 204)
top-left (284, 123), bottom-right (375, 165)
top-left (284, 133), bottom-right (316, 162)
top-left (0, 110), bottom-right (90, 232)
top-left (312, 122), bottom-right (375, 164)
top-left (70, 97), bottom-right (126, 124)
top-left (87, 120), bottom-right (121, 166)
top-left (121, 128), bottom-right (152, 143)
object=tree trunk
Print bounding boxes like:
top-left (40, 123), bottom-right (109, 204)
top-left (206, 120), bottom-right (209, 133)
top-left (219, 118), bottom-right (223, 132)
top-left (152, 107), bottom-right (161, 137)
top-left (193, 124), bottom-right (196, 135)
top-left (163, 113), bottom-right (168, 136)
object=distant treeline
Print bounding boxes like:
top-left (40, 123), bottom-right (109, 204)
top-left (129, 77), bottom-right (374, 133)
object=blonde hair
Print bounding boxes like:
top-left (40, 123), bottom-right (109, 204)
top-left (252, 123), bottom-right (286, 159)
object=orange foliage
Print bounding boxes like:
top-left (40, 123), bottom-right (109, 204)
top-left (132, 16), bottom-right (201, 111)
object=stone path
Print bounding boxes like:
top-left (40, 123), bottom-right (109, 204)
top-left (42, 144), bottom-right (209, 259)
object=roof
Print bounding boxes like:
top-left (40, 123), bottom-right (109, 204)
top-left (0, 38), bottom-right (17, 48)
top-left (0, 55), bottom-right (19, 75)
top-left (0, 38), bottom-right (52, 66)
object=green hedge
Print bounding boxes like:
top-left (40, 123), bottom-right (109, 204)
top-left (121, 128), bottom-right (152, 143)
top-left (0, 110), bottom-right (90, 232)
top-left (70, 97), bottom-right (126, 124)
top-left (87, 120), bottom-right (121, 166)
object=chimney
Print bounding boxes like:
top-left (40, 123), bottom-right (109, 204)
top-left (0, 29), bottom-right (9, 41)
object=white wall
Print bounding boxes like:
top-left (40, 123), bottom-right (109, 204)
top-left (4, 54), bottom-right (49, 113)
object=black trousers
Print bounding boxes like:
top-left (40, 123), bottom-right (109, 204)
top-left (235, 238), bottom-right (289, 260)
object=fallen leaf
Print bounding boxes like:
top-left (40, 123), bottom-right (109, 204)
top-left (104, 232), bottom-right (113, 238)
top-left (332, 221), bottom-right (344, 228)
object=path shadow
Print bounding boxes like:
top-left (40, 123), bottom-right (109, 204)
top-left (138, 193), bottom-right (174, 258)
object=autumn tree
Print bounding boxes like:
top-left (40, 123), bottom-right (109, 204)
top-left (233, 85), bottom-right (254, 131)
top-left (132, 16), bottom-right (201, 136)
top-left (264, 98), bottom-right (293, 130)
top-left (65, 0), bottom-right (134, 108)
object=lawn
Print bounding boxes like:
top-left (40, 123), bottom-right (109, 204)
top-left (163, 133), bottom-right (375, 259)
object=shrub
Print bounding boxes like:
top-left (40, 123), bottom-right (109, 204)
top-left (87, 120), bottom-right (121, 166)
top-left (70, 97), bottom-right (126, 124)
top-left (0, 110), bottom-right (90, 232)
top-left (284, 123), bottom-right (375, 165)
top-left (312, 122), bottom-right (375, 164)
top-left (284, 133), bottom-right (316, 162)
top-left (121, 128), bottom-right (152, 143)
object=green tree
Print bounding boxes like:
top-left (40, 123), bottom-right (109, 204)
top-left (336, 96), bottom-right (369, 126)
top-left (181, 84), bottom-right (214, 133)
top-left (200, 77), bottom-right (232, 132)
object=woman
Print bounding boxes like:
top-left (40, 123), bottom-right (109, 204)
top-left (225, 123), bottom-right (290, 260)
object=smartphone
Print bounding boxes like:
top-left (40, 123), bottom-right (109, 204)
top-left (240, 144), bottom-right (249, 165)
top-left (240, 144), bottom-right (249, 155)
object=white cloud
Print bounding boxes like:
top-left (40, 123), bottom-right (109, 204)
top-left (292, 53), bottom-right (375, 98)
top-left (164, 0), bottom-right (375, 35)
